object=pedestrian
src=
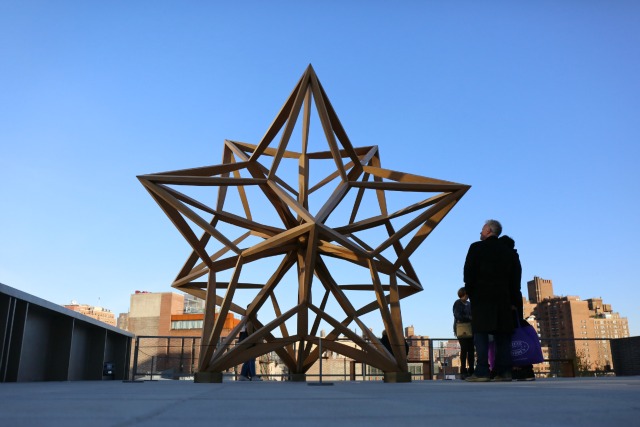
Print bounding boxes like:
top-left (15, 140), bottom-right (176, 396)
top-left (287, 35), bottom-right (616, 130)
top-left (380, 329), bottom-right (409, 357)
top-left (238, 309), bottom-right (262, 381)
top-left (499, 235), bottom-right (535, 381)
top-left (453, 287), bottom-right (474, 379)
top-left (463, 219), bottom-right (521, 382)
top-left (380, 330), bottom-right (393, 355)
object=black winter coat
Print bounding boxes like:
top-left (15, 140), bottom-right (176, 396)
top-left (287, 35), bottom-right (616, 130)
top-left (463, 235), bottom-right (520, 334)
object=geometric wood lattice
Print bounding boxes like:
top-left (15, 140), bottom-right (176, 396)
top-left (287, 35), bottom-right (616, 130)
top-left (138, 65), bottom-right (470, 381)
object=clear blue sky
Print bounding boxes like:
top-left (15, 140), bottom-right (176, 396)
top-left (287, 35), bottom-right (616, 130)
top-left (1, 1), bottom-right (638, 338)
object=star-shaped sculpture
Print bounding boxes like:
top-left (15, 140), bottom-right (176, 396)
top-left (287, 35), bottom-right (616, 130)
top-left (138, 65), bottom-right (470, 382)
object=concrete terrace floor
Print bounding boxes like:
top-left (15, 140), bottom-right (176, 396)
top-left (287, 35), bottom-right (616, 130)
top-left (0, 377), bottom-right (639, 427)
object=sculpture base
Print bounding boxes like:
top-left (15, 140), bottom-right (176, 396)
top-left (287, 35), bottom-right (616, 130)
top-left (289, 373), bottom-right (307, 382)
top-left (383, 372), bottom-right (412, 383)
top-left (194, 371), bottom-right (223, 383)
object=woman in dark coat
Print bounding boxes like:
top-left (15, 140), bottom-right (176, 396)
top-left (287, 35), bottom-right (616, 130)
top-left (453, 287), bottom-right (474, 379)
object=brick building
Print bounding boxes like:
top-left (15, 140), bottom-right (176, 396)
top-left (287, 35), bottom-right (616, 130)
top-left (528, 276), bottom-right (630, 372)
top-left (405, 325), bottom-right (431, 363)
top-left (123, 291), bottom-right (241, 378)
top-left (63, 301), bottom-right (116, 326)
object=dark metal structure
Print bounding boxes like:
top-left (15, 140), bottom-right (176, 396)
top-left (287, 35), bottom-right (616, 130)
top-left (0, 282), bottom-right (132, 382)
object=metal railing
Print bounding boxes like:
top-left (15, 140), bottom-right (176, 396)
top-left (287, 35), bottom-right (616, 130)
top-left (129, 335), bottom-right (619, 381)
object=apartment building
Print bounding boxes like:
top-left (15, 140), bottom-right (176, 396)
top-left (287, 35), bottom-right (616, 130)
top-left (528, 277), bottom-right (629, 371)
top-left (63, 301), bottom-right (116, 326)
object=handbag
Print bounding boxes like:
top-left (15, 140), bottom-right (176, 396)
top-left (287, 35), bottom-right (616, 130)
top-left (455, 322), bottom-right (472, 338)
top-left (488, 315), bottom-right (544, 369)
top-left (511, 318), bottom-right (544, 366)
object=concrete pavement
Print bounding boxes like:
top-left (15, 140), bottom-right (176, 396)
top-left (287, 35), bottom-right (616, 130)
top-left (1, 377), bottom-right (638, 427)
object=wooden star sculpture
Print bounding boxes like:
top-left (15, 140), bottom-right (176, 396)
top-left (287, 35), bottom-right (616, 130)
top-left (138, 65), bottom-right (470, 382)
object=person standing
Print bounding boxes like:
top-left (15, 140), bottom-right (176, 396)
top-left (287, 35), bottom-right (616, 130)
top-left (464, 219), bottom-right (520, 382)
top-left (238, 309), bottom-right (262, 381)
top-left (499, 235), bottom-right (535, 381)
top-left (380, 329), bottom-right (409, 357)
top-left (380, 330), bottom-right (393, 355)
top-left (453, 287), bottom-right (474, 379)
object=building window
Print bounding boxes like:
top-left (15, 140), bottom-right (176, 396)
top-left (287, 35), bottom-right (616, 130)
top-left (171, 320), bottom-right (204, 330)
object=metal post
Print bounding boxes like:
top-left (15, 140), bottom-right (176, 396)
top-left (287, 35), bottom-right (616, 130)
top-left (428, 339), bottom-right (434, 381)
top-left (318, 337), bottom-right (323, 383)
top-left (132, 336), bottom-right (140, 380)
top-left (180, 338), bottom-right (185, 374)
top-left (150, 356), bottom-right (156, 381)
top-left (308, 337), bottom-right (333, 386)
top-left (122, 336), bottom-right (144, 383)
top-left (443, 353), bottom-right (447, 380)
top-left (191, 338), bottom-right (196, 375)
top-left (343, 358), bottom-right (346, 381)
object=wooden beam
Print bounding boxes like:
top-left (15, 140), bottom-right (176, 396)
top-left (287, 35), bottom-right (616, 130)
top-left (140, 66), bottom-right (470, 380)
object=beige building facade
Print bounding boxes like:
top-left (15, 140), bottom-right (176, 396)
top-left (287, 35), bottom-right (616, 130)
top-left (63, 302), bottom-right (116, 326)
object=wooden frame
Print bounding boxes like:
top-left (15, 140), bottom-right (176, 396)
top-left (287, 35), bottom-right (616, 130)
top-left (138, 65), bottom-right (470, 379)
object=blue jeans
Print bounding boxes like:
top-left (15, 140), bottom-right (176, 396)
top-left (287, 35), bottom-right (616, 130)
top-left (241, 359), bottom-right (256, 378)
top-left (474, 332), bottom-right (512, 377)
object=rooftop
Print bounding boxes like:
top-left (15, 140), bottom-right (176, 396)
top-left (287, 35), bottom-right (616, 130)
top-left (1, 377), bottom-right (638, 427)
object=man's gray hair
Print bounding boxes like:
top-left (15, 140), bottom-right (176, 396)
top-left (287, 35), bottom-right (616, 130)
top-left (485, 219), bottom-right (502, 236)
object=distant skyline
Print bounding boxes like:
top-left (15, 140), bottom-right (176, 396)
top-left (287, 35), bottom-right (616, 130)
top-left (1, 2), bottom-right (638, 337)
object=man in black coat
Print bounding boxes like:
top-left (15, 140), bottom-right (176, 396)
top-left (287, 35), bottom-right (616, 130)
top-left (463, 219), bottom-right (521, 382)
